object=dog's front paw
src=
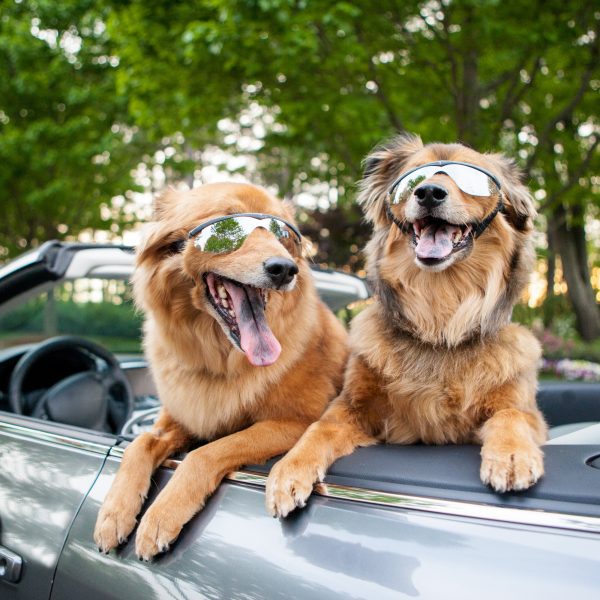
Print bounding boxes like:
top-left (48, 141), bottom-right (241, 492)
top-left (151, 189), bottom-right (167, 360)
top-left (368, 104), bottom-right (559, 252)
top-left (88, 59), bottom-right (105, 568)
top-left (265, 459), bottom-right (323, 518)
top-left (480, 444), bottom-right (544, 493)
top-left (94, 500), bottom-right (139, 553)
top-left (135, 503), bottom-right (185, 561)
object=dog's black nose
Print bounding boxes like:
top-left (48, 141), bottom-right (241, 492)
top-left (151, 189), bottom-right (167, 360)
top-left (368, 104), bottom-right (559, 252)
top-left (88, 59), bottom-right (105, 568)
top-left (264, 257), bottom-right (298, 287)
top-left (414, 183), bottom-right (448, 209)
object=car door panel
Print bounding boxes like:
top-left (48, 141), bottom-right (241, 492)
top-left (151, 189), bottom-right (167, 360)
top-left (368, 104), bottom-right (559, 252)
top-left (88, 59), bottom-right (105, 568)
top-left (51, 454), bottom-right (600, 600)
top-left (0, 418), bottom-right (111, 600)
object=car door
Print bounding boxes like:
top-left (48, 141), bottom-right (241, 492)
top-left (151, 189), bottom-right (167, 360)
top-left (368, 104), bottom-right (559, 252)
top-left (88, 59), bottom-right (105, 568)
top-left (0, 414), bottom-right (114, 600)
top-left (49, 439), bottom-right (600, 600)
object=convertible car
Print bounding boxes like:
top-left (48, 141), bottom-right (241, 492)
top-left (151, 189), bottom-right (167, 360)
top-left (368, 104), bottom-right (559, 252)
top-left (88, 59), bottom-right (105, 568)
top-left (0, 241), bottom-right (599, 600)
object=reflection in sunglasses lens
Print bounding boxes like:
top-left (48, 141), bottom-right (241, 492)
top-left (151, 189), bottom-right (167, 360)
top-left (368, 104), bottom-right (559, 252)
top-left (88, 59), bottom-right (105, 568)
top-left (194, 216), bottom-right (300, 254)
top-left (203, 219), bottom-right (246, 253)
top-left (393, 164), bottom-right (498, 204)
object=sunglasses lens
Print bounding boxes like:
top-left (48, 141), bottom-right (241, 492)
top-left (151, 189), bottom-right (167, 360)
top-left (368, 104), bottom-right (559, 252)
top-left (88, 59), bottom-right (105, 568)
top-left (194, 216), bottom-right (300, 254)
top-left (444, 165), bottom-right (497, 196)
top-left (268, 219), bottom-right (300, 254)
top-left (393, 167), bottom-right (435, 204)
top-left (393, 164), bottom-right (498, 203)
top-left (197, 219), bottom-right (247, 253)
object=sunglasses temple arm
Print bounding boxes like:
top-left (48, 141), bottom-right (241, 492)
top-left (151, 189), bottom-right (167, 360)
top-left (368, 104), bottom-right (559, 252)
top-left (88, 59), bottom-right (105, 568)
top-left (385, 201), bottom-right (412, 234)
top-left (472, 195), bottom-right (505, 238)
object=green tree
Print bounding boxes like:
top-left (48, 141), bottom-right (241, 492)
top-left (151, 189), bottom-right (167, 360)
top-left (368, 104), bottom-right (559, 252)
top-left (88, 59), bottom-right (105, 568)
top-left (203, 218), bottom-right (246, 252)
top-left (105, 0), bottom-right (600, 339)
top-left (0, 0), bottom-right (148, 257)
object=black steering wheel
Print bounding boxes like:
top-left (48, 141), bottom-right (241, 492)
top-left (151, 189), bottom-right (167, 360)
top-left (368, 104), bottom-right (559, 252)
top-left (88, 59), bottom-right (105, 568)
top-left (8, 335), bottom-right (134, 433)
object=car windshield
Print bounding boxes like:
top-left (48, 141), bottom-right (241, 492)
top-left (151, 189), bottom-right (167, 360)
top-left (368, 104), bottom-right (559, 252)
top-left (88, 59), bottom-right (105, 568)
top-left (0, 277), bottom-right (142, 354)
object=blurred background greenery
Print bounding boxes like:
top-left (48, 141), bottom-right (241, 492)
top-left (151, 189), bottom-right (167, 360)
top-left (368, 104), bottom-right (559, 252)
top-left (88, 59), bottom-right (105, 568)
top-left (1, 0), bottom-right (599, 364)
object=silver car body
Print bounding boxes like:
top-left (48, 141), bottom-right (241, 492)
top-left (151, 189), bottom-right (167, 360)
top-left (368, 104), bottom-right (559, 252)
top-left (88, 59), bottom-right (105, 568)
top-left (0, 243), bottom-right (599, 599)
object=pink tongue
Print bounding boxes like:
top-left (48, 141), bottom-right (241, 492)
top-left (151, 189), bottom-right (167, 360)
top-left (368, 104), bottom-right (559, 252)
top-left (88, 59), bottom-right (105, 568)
top-left (222, 280), bottom-right (281, 366)
top-left (416, 223), bottom-right (461, 259)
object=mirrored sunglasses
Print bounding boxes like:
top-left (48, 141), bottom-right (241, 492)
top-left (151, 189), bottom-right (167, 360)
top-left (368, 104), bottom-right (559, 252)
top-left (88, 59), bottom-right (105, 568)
top-left (188, 213), bottom-right (302, 254)
top-left (389, 161), bottom-right (502, 204)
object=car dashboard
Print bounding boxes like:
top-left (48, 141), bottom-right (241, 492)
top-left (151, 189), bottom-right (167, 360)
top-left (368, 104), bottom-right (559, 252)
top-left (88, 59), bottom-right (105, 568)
top-left (0, 345), bottom-right (159, 427)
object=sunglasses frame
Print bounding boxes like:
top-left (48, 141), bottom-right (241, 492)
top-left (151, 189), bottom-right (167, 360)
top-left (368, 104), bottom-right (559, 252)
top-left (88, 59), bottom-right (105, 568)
top-left (188, 213), bottom-right (302, 252)
top-left (389, 161), bottom-right (502, 204)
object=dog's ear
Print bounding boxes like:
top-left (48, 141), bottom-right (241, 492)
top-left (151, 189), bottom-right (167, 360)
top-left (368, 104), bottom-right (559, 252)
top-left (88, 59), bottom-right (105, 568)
top-left (281, 199), bottom-right (298, 224)
top-left (358, 133), bottom-right (423, 227)
top-left (152, 188), bottom-right (179, 220)
top-left (486, 153), bottom-right (537, 232)
top-left (134, 189), bottom-right (188, 263)
top-left (135, 222), bottom-right (186, 265)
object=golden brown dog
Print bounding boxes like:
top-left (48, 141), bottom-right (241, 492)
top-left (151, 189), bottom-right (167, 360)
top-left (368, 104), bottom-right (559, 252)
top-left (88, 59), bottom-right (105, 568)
top-left (94, 183), bottom-right (348, 559)
top-left (266, 135), bottom-right (547, 518)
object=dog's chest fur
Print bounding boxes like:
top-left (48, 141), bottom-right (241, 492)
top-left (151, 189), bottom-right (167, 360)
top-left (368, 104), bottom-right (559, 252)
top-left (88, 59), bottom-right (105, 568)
top-left (143, 320), bottom-right (290, 439)
top-left (380, 383), bottom-right (478, 444)
top-left (350, 305), bottom-right (541, 445)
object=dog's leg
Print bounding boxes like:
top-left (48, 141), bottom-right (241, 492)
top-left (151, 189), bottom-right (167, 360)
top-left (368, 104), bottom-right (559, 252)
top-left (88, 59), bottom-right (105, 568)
top-left (94, 410), bottom-right (193, 553)
top-left (478, 382), bottom-right (547, 492)
top-left (134, 419), bottom-right (311, 560)
top-left (265, 400), bottom-right (376, 518)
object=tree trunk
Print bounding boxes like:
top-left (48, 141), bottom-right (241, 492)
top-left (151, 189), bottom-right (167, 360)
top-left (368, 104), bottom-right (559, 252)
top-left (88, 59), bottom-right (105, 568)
top-left (544, 225), bottom-right (557, 327)
top-left (550, 205), bottom-right (600, 341)
top-left (572, 204), bottom-right (591, 284)
top-left (455, 5), bottom-right (479, 146)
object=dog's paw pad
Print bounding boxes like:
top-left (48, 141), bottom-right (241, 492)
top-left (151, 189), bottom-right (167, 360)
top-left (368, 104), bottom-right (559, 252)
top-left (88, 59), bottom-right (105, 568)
top-left (94, 509), bottom-right (137, 553)
top-left (481, 448), bottom-right (544, 493)
top-left (265, 466), bottom-right (316, 518)
top-left (135, 511), bottom-right (182, 561)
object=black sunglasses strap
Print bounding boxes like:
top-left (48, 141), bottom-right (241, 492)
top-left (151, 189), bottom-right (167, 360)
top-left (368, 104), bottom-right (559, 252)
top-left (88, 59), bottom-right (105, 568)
top-left (471, 194), bottom-right (505, 238)
top-left (385, 199), bottom-right (412, 234)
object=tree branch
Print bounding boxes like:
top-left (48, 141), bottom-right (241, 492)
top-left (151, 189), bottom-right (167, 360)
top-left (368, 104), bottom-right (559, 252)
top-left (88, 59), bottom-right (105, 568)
top-left (437, 7), bottom-right (460, 99)
top-left (525, 20), bottom-right (600, 175)
top-left (481, 62), bottom-right (526, 95)
top-left (501, 57), bottom-right (542, 122)
top-left (354, 24), bottom-right (405, 132)
top-left (541, 134), bottom-right (600, 214)
top-left (397, 13), bottom-right (457, 100)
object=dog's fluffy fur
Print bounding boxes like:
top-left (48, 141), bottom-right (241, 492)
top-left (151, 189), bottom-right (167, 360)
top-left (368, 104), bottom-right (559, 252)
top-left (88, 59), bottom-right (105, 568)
top-left (266, 135), bottom-right (547, 518)
top-left (94, 183), bottom-right (348, 559)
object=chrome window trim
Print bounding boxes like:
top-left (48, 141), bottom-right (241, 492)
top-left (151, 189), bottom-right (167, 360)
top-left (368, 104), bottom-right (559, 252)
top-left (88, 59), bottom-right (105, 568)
top-left (229, 471), bottom-right (600, 535)
top-left (3, 425), bottom-right (597, 535)
top-left (147, 453), bottom-right (600, 535)
top-left (0, 249), bottom-right (42, 279)
top-left (0, 420), bottom-right (113, 456)
top-left (119, 360), bottom-right (149, 370)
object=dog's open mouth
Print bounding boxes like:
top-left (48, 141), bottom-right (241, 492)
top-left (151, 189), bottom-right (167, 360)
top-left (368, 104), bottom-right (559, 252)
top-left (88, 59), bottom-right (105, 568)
top-left (412, 217), bottom-right (473, 264)
top-left (204, 272), bottom-right (280, 367)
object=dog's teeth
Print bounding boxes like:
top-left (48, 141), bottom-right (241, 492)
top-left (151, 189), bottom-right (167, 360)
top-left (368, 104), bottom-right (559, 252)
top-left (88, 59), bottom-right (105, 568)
top-left (218, 285), bottom-right (227, 299)
top-left (228, 309), bottom-right (235, 318)
top-left (221, 298), bottom-right (229, 309)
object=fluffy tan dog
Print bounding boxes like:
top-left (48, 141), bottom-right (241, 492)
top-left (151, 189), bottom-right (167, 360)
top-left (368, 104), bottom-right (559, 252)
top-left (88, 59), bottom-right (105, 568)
top-left (94, 183), bottom-right (348, 559)
top-left (266, 135), bottom-right (547, 518)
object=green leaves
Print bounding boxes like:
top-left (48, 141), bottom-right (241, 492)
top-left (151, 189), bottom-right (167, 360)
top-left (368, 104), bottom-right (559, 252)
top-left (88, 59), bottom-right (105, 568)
top-left (2, 0), bottom-right (598, 265)
top-left (0, 0), bottom-right (148, 257)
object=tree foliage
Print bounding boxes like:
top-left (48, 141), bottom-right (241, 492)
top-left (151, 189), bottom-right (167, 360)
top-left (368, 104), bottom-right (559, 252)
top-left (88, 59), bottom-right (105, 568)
top-left (106, 0), bottom-right (599, 192)
top-left (0, 0), bottom-right (148, 257)
top-left (104, 0), bottom-right (600, 337)
top-left (2, 0), bottom-right (599, 336)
